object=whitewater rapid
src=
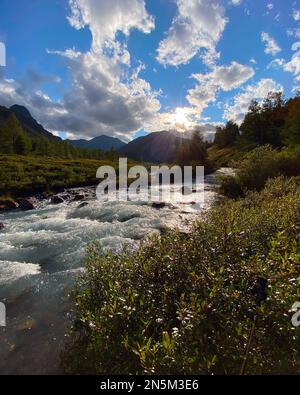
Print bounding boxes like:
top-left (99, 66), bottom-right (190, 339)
top-left (0, 172), bottom-right (221, 374)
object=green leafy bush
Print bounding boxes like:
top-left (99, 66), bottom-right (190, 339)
top-left (62, 177), bottom-right (300, 374)
top-left (219, 145), bottom-right (300, 197)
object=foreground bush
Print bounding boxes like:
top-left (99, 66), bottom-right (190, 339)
top-left (219, 145), bottom-right (300, 198)
top-left (62, 177), bottom-right (300, 374)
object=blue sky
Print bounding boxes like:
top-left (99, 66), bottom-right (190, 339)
top-left (0, 0), bottom-right (299, 141)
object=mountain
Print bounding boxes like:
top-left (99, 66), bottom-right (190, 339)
top-left (67, 135), bottom-right (126, 151)
top-left (120, 130), bottom-right (186, 163)
top-left (9, 104), bottom-right (60, 140)
top-left (0, 106), bottom-right (13, 126)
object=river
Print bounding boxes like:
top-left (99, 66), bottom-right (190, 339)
top-left (0, 170), bottom-right (226, 374)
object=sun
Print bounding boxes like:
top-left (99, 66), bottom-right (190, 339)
top-left (172, 107), bottom-right (191, 129)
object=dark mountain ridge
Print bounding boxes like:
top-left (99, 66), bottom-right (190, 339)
top-left (9, 104), bottom-right (60, 140)
top-left (67, 135), bottom-right (126, 151)
top-left (120, 130), bottom-right (186, 163)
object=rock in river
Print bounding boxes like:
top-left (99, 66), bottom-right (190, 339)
top-left (51, 195), bottom-right (64, 204)
top-left (0, 199), bottom-right (18, 212)
top-left (16, 198), bottom-right (35, 211)
top-left (73, 194), bottom-right (85, 202)
top-left (78, 202), bottom-right (89, 209)
top-left (152, 202), bottom-right (166, 209)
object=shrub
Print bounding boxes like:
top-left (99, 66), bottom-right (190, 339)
top-left (219, 145), bottom-right (300, 197)
top-left (62, 177), bottom-right (300, 374)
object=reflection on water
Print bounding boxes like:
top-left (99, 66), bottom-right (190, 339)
top-left (0, 170), bottom-right (225, 374)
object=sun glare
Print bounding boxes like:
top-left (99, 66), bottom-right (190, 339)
top-left (172, 107), bottom-right (191, 129)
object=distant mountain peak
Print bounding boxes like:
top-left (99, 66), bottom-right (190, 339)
top-left (67, 134), bottom-right (126, 151)
top-left (10, 104), bottom-right (32, 119)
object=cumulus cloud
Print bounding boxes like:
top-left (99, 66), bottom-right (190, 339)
top-left (0, 0), bottom-right (166, 141)
top-left (261, 32), bottom-right (281, 56)
top-left (156, 0), bottom-right (227, 67)
top-left (223, 78), bottom-right (283, 124)
top-left (187, 62), bottom-right (255, 116)
top-left (67, 0), bottom-right (154, 51)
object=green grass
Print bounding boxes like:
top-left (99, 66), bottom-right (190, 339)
top-left (0, 154), bottom-right (139, 197)
top-left (61, 176), bottom-right (300, 374)
top-left (207, 145), bottom-right (247, 168)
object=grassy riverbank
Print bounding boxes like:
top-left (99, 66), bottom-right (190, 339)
top-left (62, 176), bottom-right (300, 374)
top-left (0, 154), bottom-right (140, 198)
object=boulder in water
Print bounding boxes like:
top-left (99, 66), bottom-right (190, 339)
top-left (51, 195), bottom-right (64, 204)
top-left (73, 194), bottom-right (85, 201)
top-left (78, 202), bottom-right (89, 209)
top-left (16, 198), bottom-right (35, 211)
top-left (152, 202), bottom-right (166, 209)
top-left (0, 199), bottom-right (18, 212)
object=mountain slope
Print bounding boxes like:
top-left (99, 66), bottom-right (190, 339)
top-left (67, 135), bottom-right (126, 151)
top-left (120, 131), bottom-right (184, 163)
top-left (10, 104), bottom-right (60, 140)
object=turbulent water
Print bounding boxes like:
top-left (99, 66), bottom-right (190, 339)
top-left (0, 171), bottom-right (223, 374)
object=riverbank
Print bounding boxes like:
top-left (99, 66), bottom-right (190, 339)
top-left (62, 176), bottom-right (300, 375)
top-left (0, 171), bottom-right (221, 374)
top-left (0, 154), bottom-right (141, 199)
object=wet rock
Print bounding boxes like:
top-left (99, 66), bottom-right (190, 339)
top-left (0, 223), bottom-right (4, 230)
top-left (152, 202), bottom-right (166, 209)
top-left (0, 199), bottom-right (18, 212)
top-left (41, 191), bottom-right (54, 200)
top-left (16, 198), bottom-right (35, 211)
top-left (60, 194), bottom-right (71, 201)
top-left (73, 194), bottom-right (85, 201)
top-left (78, 202), bottom-right (89, 209)
top-left (51, 195), bottom-right (64, 204)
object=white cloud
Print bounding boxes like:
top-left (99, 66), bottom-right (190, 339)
top-left (187, 62), bottom-right (254, 116)
top-left (250, 58), bottom-right (257, 64)
top-left (287, 28), bottom-right (300, 39)
top-left (223, 79), bottom-right (283, 124)
top-left (231, 0), bottom-right (242, 6)
top-left (261, 32), bottom-right (281, 56)
top-left (267, 58), bottom-right (285, 69)
top-left (266, 3), bottom-right (274, 11)
top-left (283, 48), bottom-right (300, 81)
top-left (68, 0), bottom-right (154, 51)
top-left (0, 0), bottom-right (165, 141)
top-left (272, 43), bottom-right (300, 83)
top-left (156, 0), bottom-right (227, 67)
top-left (292, 9), bottom-right (300, 21)
top-left (292, 42), bottom-right (300, 51)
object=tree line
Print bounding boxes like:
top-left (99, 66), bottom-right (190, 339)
top-left (0, 112), bottom-right (119, 161)
top-left (213, 92), bottom-right (300, 149)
